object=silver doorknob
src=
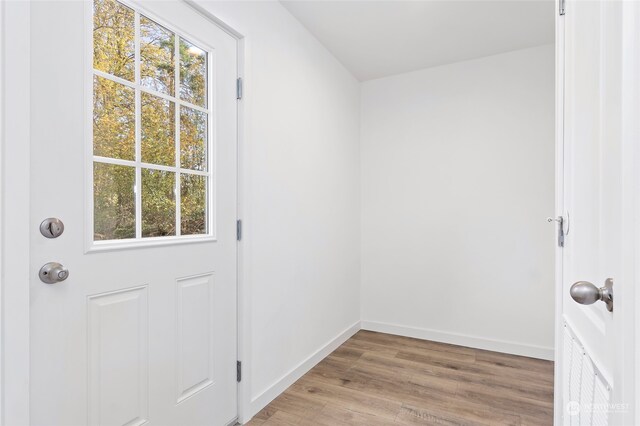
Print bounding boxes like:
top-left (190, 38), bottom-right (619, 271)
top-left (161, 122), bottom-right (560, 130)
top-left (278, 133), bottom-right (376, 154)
top-left (570, 278), bottom-right (613, 312)
top-left (39, 262), bottom-right (69, 284)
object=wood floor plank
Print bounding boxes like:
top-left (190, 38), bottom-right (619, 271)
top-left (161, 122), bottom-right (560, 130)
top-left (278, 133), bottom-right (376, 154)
top-left (291, 378), bottom-right (403, 421)
top-left (455, 381), bottom-right (554, 418)
top-left (244, 417), bottom-right (266, 426)
top-left (395, 402), bottom-right (522, 426)
top-left (246, 331), bottom-right (554, 425)
top-left (396, 350), bottom-right (553, 387)
top-left (330, 345), bottom-right (366, 362)
top-left (474, 349), bottom-right (554, 375)
top-left (353, 330), bottom-right (476, 356)
top-left (359, 349), bottom-right (554, 404)
top-left (311, 405), bottom-right (393, 426)
top-left (340, 335), bottom-right (401, 357)
top-left (266, 390), bottom-right (327, 421)
top-left (357, 349), bottom-right (553, 400)
top-left (261, 410), bottom-right (306, 426)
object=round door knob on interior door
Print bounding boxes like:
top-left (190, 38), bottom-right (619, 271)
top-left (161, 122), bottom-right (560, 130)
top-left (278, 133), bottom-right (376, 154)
top-left (570, 278), bottom-right (613, 312)
top-left (39, 262), bottom-right (69, 284)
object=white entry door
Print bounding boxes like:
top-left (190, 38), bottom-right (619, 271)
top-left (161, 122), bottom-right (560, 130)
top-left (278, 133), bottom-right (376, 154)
top-left (559, 0), bottom-right (635, 424)
top-left (29, 0), bottom-right (238, 424)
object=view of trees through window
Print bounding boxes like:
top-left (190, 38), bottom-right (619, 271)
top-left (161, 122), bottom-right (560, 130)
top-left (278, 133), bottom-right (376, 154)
top-left (93, 0), bottom-right (210, 240)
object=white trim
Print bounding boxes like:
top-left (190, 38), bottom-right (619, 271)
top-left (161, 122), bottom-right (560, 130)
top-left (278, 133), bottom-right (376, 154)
top-left (224, 417), bottom-right (239, 426)
top-left (88, 234), bottom-right (217, 253)
top-left (0, 1), bottom-right (3, 418)
top-left (235, 36), bottom-right (250, 425)
top-left (553, 0), bottom-right (566, 424)
top-left (621, 2), bottom-right (640, 424)
top-left (134, 9), bottom-right (142, 240)
top-left (361, 321), bottom-right (554, 361)
top-left (246, 321), bottom-right (360, 420)
top-left (183, 1), bottom-right (246, 40)
top-left (174, 33), bottom-right (181, 238)
top-left (1, 1), bottom-right (31, 424)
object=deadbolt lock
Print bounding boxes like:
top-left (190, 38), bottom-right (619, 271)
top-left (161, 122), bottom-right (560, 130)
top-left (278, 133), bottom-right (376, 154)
top-left (40, 218), bottom-right (64, 238)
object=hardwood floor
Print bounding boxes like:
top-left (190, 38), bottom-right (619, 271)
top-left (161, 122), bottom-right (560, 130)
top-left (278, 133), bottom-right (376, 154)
top-left (246, 330), bottom-right (554, 425)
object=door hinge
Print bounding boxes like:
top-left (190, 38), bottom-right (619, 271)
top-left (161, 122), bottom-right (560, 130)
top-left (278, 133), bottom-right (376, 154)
top-left (559, 0), bottom-right (565, 16)
top-left (548, 216), bottom-right (565, 247)
top-left (237, 361), bottom-right (242, 382)
top-left (236, 77), bottom-right (243, 100)
top-left (236, 219), bottom-right (242, 241)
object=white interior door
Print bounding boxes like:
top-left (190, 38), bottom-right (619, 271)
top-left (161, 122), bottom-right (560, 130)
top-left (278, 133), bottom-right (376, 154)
top-left (29, 0), bottom-right (238, 424)
top-left (559, 0), bottom-right (632, 424)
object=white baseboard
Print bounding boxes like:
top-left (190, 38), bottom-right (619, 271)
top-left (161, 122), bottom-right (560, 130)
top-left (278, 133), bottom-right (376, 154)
top-left (361, 320), bottom-right (554, 361)
top-left (246, 321), bottom-right (361, 420)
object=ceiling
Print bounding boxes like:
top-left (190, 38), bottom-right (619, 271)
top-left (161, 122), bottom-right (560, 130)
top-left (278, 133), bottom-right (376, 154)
top-left (280, 1), bottom-right (555, 81)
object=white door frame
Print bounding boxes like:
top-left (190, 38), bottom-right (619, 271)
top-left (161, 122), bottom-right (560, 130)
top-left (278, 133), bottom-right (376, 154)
top-left (0, 2), bottom-right (250, 425)
top-left (552, 0), bottom-right (565, 422)
top-left (553, 0), bottom-right (639, 424)
top-left (621, 3), bottom-right (640, 424)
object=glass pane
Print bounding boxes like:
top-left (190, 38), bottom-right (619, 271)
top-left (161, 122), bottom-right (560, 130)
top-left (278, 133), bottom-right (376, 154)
top-left (141, 17), bottom-right (175, 96)
top-left (142, 169), bottom-right (176, 237)
top-left (93, 76), bottom-right (135, 160)
top-left (93, 0), bottom-right (135, 81)
top-left (181, 174), bottom-right (207, 235)
top-left (141, 92), bottom-right (175, 166)
top-left (179, 38), bottom-right (207, 107)
top-left (180, 106), bottom-right (207, 171)
top-left (94, 162), bottom-right (135, 240)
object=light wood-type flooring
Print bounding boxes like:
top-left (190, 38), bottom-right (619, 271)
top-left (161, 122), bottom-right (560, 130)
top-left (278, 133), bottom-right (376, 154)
top-left (246, 330), bottom-right (554, 425)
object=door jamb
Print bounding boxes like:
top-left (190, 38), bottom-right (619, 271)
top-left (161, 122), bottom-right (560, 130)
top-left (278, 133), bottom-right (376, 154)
top-left (621, 2), bottom-right (640, 424)
top-left (553, 0), bottom-right (565, 423)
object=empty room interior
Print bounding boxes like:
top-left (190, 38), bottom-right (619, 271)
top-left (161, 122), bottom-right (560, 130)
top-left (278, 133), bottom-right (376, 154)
top-left (6, 0), bottom-right (638, 424)
top-left (243, 1), bottom-right (556, 424)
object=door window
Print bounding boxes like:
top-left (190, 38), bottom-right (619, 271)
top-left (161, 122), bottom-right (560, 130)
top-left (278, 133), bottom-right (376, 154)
top-left (92, 0), bottom-right (211, 242)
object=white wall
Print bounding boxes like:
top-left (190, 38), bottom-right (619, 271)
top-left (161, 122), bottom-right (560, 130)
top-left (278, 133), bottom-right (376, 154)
top-left (193, 1), bottom-right (361, 420)
top-left (360, 45), bottom-right (555, 359)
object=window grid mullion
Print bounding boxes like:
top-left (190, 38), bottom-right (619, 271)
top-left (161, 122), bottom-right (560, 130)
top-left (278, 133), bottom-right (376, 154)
top-left (175, 35), bottom-right (182, 237)
top-left (92, 70), bottom-right (210, 115)
top-left (134, 11), bottom-right (142, 239)
top-left (94, 155), bottom-right (209, 176)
